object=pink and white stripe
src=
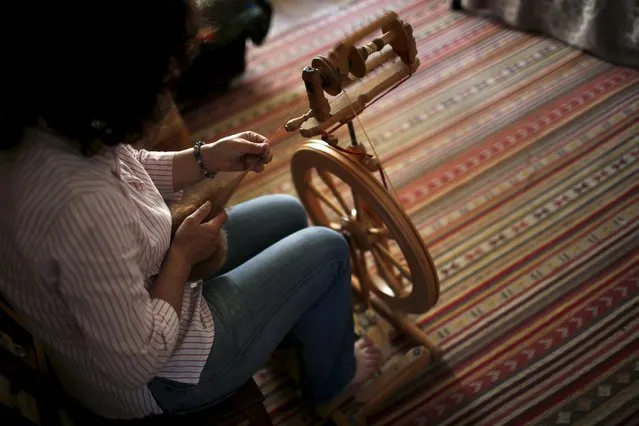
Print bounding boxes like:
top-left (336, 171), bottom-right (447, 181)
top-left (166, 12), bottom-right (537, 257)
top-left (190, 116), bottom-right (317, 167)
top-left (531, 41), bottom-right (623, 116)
top-left (0, 127), bottom-right (214, 419)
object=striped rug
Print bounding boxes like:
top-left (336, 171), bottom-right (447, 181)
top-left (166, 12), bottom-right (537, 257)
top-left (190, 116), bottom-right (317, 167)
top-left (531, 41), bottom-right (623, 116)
top-left (184, 0), bottom-right (639, 424)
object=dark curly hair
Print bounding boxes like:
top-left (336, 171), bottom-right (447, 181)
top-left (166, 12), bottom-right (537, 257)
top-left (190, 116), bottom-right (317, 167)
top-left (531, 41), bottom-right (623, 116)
top-left (2, 0), bottom-right (198, 155)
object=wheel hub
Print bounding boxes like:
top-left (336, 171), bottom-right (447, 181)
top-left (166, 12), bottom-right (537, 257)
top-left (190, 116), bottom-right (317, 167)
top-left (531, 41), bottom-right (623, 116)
top-left (340, 215), bottom-right (373, 250)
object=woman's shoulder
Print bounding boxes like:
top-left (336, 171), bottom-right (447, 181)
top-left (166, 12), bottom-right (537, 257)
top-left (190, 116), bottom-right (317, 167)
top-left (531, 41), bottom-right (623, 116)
top-left (5, 127), bottom-right (118, 191)
top-left (0, 128), bottom-right (129, 234)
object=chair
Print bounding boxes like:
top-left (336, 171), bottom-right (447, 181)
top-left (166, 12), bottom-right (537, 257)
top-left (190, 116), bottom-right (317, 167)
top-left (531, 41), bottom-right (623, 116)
top-left (65, 379), bottom-right (272, 426)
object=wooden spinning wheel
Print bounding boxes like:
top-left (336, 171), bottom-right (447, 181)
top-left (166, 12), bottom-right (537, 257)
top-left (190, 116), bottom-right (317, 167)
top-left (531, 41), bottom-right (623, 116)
top-left (285, 10), bottom-right (441, 425)
top-left (291, 142), bottom-right (438, 315)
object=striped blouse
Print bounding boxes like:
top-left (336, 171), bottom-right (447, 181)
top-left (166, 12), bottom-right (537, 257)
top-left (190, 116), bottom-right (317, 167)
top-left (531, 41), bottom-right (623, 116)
top-left (0, 127), bottom-right (214, 419)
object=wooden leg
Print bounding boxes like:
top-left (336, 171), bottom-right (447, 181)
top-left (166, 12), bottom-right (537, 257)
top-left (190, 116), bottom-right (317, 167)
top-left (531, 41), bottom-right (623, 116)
top-left (451, 0), bottom-right (463, 10)
top-left (345, 277), bottom-right (440, 424)
top-left (351, 276), bottom-right (440, 359)
top-left (356, 346), bottom-right (432, 422)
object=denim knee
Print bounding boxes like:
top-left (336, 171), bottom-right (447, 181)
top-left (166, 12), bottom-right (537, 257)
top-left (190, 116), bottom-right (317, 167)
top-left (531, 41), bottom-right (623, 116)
top-left (259, 194), bottom-right (308, 230)
top-left (279, 194), bottom-right (308, 227)
top-left (302, 226), bottom-right (350, 266)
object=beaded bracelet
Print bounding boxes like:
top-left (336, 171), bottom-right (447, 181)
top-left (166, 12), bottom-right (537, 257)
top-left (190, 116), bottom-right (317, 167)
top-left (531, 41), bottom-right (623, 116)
top-left (193, 140), bottom-right (217, 179)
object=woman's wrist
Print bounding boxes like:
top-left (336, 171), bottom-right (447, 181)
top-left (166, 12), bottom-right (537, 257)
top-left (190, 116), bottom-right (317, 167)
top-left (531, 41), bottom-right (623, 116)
top-left (193, 141), bottom-right (217, 179)
top-left (165, 246), bottom-right (192, 274)
top-left (150, 247), bottom-right (192, 317)
top-left (171, 143), bottom-right (216, 191)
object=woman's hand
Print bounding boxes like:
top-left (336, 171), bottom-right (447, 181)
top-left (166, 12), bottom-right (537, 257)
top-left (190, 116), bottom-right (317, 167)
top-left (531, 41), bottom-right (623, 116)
top-left (152, 202), bottom-right (226, 316)
top-left (169, 131), bottom-right (273, 192)
top-left (201, 131), bottom-right (272, 173)
top-left (169, 201), bottom-right (228, 268)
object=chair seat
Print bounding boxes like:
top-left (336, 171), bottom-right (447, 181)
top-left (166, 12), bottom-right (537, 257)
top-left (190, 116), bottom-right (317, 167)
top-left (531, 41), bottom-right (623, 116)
top-left (67, 379), bottom-right (271, 426)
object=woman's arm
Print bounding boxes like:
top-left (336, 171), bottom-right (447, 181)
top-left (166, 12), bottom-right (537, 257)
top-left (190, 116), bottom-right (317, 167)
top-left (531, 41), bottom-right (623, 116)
top-left (150, 245), bottom-right (192, 315)
top-left (170, 147), bottom-right (209, 191)
top-left (132, 96), bottom-right (272, 195)
top-left (132, 146), bottom-right (200, 200)
top-left (135, 133), bottom-right (271, 197)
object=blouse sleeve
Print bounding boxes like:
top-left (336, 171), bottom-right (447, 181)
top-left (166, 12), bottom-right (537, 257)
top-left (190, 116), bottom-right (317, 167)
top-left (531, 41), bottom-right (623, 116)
top-left (133, 148), bottom-right (182, 201)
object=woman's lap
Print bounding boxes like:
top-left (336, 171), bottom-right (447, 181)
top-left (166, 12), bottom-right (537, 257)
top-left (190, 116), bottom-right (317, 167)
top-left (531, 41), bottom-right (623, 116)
top-left (149, 194), bottom-right (356, 413)
top-left (216, 194), bottom-right (309, 274)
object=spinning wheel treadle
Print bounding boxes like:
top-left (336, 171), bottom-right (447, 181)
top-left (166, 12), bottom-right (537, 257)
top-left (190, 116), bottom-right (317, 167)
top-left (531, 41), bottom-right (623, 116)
top-left (291, 142), bottom-right (438, 314)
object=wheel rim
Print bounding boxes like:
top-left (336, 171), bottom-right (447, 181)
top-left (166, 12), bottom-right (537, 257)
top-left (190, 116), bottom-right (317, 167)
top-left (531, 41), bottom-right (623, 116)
top-left (291, 140), bottom-right (440, 314)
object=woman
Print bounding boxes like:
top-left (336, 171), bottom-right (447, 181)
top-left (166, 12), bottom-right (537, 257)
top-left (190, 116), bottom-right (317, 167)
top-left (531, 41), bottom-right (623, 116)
top-left (0, 0), bottom-right (380, 420)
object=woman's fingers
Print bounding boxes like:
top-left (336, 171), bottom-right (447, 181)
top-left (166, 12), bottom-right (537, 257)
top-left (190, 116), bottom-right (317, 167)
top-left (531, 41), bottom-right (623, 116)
top-left (241, 151), bottom-right (271, 171)
top-left (238, 131), bottom-right (269, 145)
top-left (185, 201), bottom-right (212, 225)
top-left (203, 210), bottom-right (228, 232)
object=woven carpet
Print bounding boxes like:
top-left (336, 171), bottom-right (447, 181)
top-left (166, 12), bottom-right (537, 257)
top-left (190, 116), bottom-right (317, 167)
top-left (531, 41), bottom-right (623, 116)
top-left (184, 0), bottom-right (639, 424)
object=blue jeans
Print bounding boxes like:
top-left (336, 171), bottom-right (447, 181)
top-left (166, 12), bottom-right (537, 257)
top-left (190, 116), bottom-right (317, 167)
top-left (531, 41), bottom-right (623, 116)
top-left (149, 194), bottom-right (356, 413)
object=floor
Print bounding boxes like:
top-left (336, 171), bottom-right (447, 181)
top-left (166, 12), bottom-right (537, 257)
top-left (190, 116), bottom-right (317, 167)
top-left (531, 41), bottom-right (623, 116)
top-left (183, 1), bottom-right (639, 424)
top-left (268, 0), bottom-right (354, 37)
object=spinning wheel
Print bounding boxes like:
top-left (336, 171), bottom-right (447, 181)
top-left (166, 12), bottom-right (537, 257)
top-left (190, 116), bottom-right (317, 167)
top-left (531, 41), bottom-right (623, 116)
top-left (285, 10), bottom-right (441, 425)
top-left (291, 142), bottom-right (438, 315)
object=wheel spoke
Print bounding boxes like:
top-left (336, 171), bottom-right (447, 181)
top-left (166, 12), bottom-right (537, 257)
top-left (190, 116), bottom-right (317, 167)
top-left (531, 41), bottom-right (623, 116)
top-left (329, 222), bottom-right (342, 231)
top-left (352, 188), bottom-right (362, 221)
top-left (358, 250), bottom-right (372, 283)
top-left (376, 237), bottom-right (404, 285)
top-left (317, 170), bottom-right (351, 216)
top-left (352, 190), bottom-right (378, 226)
top-left (367, 227), bottom-right (393, 239)
top-left (373, 242), bottom-right (412, 281)
top-left (349, 240), bottom-right (375, 297)
top-left (309, 184), bottom-right (346, 217)
top-left (371, 248), bottom-right (406, 296)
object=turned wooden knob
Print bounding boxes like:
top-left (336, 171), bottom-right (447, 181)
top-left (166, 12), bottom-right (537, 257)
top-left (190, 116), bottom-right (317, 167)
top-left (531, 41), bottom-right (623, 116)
top-left (362, 155), bottom-right (379, 171)
top-left (285, 112), bottom-right (312, 132)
